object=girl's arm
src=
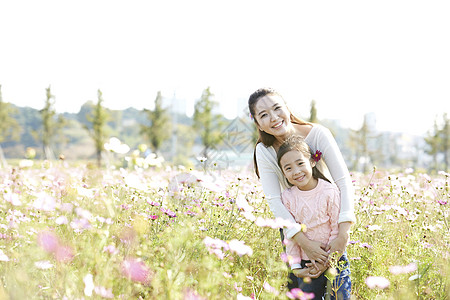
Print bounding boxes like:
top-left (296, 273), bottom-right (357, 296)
top-left (256, 144), bottom-right (329, 265)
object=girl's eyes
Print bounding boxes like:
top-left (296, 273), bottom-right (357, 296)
top-left (275, 106), bottom-right (282, 110)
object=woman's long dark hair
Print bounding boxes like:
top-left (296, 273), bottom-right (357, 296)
top-left (248, 87), bottom-right (311, 178)
top-left (276, 135), bottom-right (331, 184)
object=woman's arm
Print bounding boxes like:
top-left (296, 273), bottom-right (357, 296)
top-left (326, 186), bottom-right (350, 255)
top-left (327, 222), bottom-right (352, 255)
top-left (255, 144), bottom-right (298, 234)
top-left (313, 126), bottom-right (356, 224)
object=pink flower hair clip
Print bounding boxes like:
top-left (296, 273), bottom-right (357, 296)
top-left (249, 112), bottom-right (254, 121)
top-left (313, 150), bottom-right (322, 162)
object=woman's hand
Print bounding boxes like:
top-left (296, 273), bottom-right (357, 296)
top-left (292, 232), bottom-right (328, 268)
top-left (326, 222), bottom-right (352, 254)
top-left (326, 234), bottom-right (348, 255)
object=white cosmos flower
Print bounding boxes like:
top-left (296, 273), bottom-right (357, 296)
top-left (104, 137), bottom-right (130, 154)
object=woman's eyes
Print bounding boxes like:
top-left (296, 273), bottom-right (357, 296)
top-left (274, 106), bottom-right (282, 110)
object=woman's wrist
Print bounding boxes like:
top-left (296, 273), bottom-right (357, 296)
top-left (337, 222), bottom-right (352, 238)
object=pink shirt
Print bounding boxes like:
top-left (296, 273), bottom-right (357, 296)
top-left (281, 179), bottom-right (340, 263)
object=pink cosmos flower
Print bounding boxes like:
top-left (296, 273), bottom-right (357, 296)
top-left (286, 288), bottom-right (315, 299)
top-left (234, 282), bottom-right (243, 292)
top-left (365, 276), bottom-right (390, 289)
top-left (389, 262), bottom-right (418, 275)
top-left (70, 218), bottom-right (91, 232)
top-left (183, 288), bottom-right (207, 300)
top-left (360, 242), bottom-right (373, 249)
top-left (37, 230), bottom-right (59, 253)
top-left (280, 253), bottom-right (289, 263)
top-left (147, 200), bottom-right (161, 207)
top-left (103, 245), bottom-right (119, 255)
top-left (55, 245), bottom-right (74, 263)
top-left (263, 282), bottom-right (279, 296)
top-left (94, 286), bottom-right (114, 299)
top-left (121, 258), bottom-right (151, 285)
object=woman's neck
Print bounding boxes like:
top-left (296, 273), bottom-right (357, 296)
top-left (272, 125), bottom-right (297, 150)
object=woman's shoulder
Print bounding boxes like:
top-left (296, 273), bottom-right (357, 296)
top-left (292, 123), bottom-right (313, 138)
top-left (303, 123), bottom-right (333, 141)
top-left (255, 142), bottom-right (276, 160)
top-left (255, 142), bottom-right (269, 153)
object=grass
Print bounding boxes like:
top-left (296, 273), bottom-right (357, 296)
top-left (0, 161), bottom-right (449, 299)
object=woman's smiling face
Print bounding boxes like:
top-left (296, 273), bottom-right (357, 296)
top-left (254, 94), bottom-right (293, 139)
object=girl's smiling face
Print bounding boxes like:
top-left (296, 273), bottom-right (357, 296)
top-left (280, 149), bottom-right (318, 191)
top-left (254, 94), bottom-right (294, 140)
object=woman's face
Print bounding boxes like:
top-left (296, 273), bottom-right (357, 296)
top-left (280, 149), bottom-right (317, 191)
top-left (253, 94), bottom-right (294, 139)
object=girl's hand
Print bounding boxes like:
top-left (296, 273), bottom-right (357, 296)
top-left (292, 268), bottom-right (312, 278)
top-left (303, 262), bottom-right (328, 278)
top-left (309, 263), bottom-right (328, 278)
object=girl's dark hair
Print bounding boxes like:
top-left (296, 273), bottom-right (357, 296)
top-left (248, 87), bottom-right (311, 178)
top-left (276, 135), bottom-right (331, 184)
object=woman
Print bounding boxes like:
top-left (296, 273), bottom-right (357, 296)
top-left (248, 87), bottom-right (356, 288)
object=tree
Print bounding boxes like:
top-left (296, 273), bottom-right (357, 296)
top-left (193, 87), bottom-right (224, 158)
top-left (425, 113), bottom-right (450, 172)
top-left (440, 113), bottom-right (449, 170)
top-left (349, 114), bottom-right (380, 172)
top-left (0, 85), bottom-right (20, 167)
top-left (309, 100), bottom-right (318, 123)
top-left (140, 91), bottom-right (171, 156)
top-left (425, 118), bottom-right (441, 171)
top-left (36, 86), bottom-right (65, 159)
top-left (84, 90), bottom-right (110, 167)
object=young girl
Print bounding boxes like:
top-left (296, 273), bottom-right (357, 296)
top-left (277, 135), bottom-right (351, 300)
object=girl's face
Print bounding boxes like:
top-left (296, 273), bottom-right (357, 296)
top-left (253, 94), bottom-right (294, 140)
top-left (280, 149), bottom-right (318, 191)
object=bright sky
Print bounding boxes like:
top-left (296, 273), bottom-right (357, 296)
top-left (1, 0), bottom-right (449, 136)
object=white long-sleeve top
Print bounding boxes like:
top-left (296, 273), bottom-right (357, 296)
top-left (255, 124), bottom-right (356, 239)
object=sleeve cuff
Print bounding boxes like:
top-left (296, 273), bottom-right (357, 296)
top-left (338, 212), bottom-right (356, 224)
top-left (291, 263), bottom-right (302, 270)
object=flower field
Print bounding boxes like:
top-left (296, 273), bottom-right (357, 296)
top-left (0, 161), bottom-right (449, 299)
